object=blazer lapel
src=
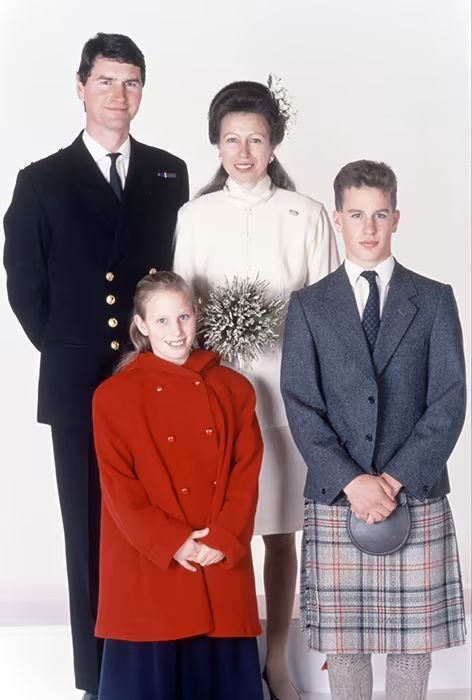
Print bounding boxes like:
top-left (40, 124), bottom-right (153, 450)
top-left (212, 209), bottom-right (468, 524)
top-left (324, 265), bottom-right (375, 381)
top-left (373, 262), bottom-right (419, 376)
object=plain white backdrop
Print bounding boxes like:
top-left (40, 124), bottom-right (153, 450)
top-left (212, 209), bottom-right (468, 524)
top-left (0, 0), bottom-right (470, 629)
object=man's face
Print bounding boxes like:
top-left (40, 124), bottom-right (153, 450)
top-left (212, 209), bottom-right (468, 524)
top-left (333, 187), bottom-right (400, 268)
top-left (76, 57), bottom-right (142, 138)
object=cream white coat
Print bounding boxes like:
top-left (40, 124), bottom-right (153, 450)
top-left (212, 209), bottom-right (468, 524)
top-left (174, 176), bottom-right (340, 533)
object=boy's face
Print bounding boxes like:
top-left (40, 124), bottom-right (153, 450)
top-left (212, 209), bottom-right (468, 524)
top-left (333, 187), bottom-right (400, 269)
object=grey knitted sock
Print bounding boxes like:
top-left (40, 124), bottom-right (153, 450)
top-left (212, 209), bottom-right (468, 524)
top-left (326, 653), bottom-right (373, 700)
top-left (386, 653), bottom-right (432, 700)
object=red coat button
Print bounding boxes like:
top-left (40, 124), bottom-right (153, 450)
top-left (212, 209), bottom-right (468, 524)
top-left (180, 487), bottom-right (190, 495)
top-left (167, 436), bottom-right (175, 443)
top-left (193, 380), bottom-right (201, 386)
top-left (205, 428), bottom-right (213, 435)
top-left (156, 386), bottom-right (164, 392)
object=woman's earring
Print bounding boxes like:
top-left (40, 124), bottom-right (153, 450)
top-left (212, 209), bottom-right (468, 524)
top-left (269, 154), bottom-right (275, 163)
top-left (218, 151), bottom-right (222, 159)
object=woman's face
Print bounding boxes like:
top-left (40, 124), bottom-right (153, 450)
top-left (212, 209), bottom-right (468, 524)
top-left (135, 289), bottom-right (196, 365)
top-left (218, 112), bottom-right (273, 188)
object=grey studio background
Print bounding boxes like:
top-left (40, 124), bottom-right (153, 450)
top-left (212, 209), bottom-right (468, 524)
top-left (0, 0), bottom-right (470, 697)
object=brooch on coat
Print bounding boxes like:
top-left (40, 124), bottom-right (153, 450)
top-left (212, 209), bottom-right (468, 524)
top-left (289, 209), bottom-right (299, 216)
top-left (157, 171), bottom-right (177, 179)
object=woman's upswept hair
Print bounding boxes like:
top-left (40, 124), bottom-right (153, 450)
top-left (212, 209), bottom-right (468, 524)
top-left (198, 80), bottom-right (295, 196)
top-left (114, 271), bottom-right (194, 373)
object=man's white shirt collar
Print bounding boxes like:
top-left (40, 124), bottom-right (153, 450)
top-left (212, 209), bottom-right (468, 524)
top-left (82, 130), bottom-right (131, 162)
top-left (82, 131), bottom-right (130, 186)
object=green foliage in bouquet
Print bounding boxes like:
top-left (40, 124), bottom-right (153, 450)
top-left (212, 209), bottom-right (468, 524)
top-left (199, 277), bottom-right (287, 365)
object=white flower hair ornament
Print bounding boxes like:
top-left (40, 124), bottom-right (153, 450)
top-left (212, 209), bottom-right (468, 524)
top-left (267, 73), bottom-right (298, 135)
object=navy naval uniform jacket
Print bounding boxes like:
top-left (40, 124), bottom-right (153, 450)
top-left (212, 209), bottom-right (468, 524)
top-left (3, 131), bottom-right (189, 692)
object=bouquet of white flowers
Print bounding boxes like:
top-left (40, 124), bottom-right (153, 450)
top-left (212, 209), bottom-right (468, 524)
top-left (199, 276), bottom-right (286, 366)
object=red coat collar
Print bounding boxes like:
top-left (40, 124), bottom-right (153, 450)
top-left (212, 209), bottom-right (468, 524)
top-left (128, 349), bottom-right (221, 378)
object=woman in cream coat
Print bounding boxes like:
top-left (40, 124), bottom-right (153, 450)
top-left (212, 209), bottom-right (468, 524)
top-left (174, 80), bottom-right (339, 700)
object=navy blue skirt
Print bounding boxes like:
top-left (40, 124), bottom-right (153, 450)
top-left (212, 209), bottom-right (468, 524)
top-left (98, 635), bottom-right (264, 700)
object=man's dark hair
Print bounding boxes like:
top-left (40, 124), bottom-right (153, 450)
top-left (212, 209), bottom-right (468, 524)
top-left (77, 33), bottom-right (146, 86)
top-left (334, 160), bottom-right (397, 211)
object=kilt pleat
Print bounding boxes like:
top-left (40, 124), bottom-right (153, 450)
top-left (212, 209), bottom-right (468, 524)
top-left (301, 496), bottom-right (466, 654)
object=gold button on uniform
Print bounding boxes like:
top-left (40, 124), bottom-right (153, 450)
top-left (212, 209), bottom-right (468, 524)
top-left (110, 340), bottom-right (120, 351)
top-left (149, 267), bottom-right (157, 275)
top-left (108, 318), bottom-right (118, 328)
top-left (180, 487), bottom-right (190, 495)
top-left (106, 295), bottom-right (116, 305)
top-left (105, 272), bottom-right (114, 282)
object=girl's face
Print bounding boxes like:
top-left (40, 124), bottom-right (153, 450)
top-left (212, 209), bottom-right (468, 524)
top-left (218, 111), bottom-right (273, 188)
top-left (135, 289), bottom-right (196, 365)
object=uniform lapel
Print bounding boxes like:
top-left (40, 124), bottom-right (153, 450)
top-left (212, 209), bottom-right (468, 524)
top-left (372, 262), bottom-right (419, 376)
top-left (66, 133), bottom-right (121, 233)
top-left (106, 136), bottom-right (148, 268)
top-left (324, 265), bottom-right (375, 381)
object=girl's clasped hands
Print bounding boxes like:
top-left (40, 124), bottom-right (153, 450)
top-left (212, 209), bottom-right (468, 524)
top-left (173, 528), bottom-right (225, 571)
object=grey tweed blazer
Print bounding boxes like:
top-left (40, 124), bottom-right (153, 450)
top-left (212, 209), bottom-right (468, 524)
top-left (281, 261), bottom-right (466, 505)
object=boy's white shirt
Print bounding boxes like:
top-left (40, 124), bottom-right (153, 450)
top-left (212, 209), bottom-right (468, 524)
top-left (344, 255), bottom-right (395, 319)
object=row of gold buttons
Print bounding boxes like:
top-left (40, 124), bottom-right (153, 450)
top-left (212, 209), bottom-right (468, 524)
top-left (105, 273), bottom-right (119, 349)
top-left (106, 267), bottom-right (156, 284)
top-left (106, 291), bottom-right (120, 350)
top-left (105, 278), bottom-right (120, 351)
top-left (105, 268), bottom-right (157, 351)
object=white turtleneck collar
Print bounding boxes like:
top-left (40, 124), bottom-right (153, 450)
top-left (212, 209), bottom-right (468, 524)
top-left (224, 174), bottom-right (275, 209)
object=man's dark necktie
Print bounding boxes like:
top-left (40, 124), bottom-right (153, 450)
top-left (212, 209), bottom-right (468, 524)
top-left (107, 152), bottom-right (123, 202)
top-left (361, 270), bottom-right (380, 354)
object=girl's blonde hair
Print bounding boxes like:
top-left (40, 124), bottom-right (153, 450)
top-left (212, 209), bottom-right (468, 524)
top-left (114, 271), bottom-right (195, 373)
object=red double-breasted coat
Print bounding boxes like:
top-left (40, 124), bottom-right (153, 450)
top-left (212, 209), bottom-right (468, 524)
top-left (92, 350), bottom-right (263, 641)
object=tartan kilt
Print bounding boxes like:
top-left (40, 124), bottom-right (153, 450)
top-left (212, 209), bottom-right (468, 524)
top-left (301, 495), bottom-right (466, 654)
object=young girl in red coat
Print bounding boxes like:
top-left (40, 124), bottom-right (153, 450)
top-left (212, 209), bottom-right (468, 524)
top-left (92, 271), bottom-right (264, 700)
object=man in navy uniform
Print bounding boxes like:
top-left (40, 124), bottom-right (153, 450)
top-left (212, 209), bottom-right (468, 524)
top-left (4, 33), bottom-right (189, 699)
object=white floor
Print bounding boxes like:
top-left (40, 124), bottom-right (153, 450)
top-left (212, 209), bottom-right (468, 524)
top-left (0, 624), bottom-right (469, 700)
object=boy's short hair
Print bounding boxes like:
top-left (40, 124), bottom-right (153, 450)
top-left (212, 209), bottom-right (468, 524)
top-left (334, 160), bottom-right (397, 211)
